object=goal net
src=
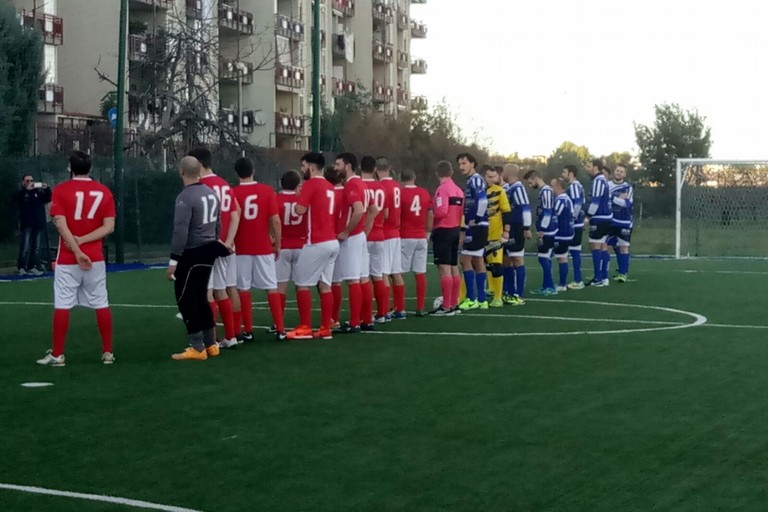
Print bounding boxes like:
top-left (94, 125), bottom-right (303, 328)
top-left (676, 158), bottom-right (768, 258)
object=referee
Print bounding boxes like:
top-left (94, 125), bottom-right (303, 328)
top-left (167, 156), bottom-right (230, 361)
top-left (430, 160), bottom-right (464, 316)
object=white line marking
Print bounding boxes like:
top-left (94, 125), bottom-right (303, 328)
top-left (453, 312), bottom-right (684, 326)
top-left (0, 483), bottom-right (205, 512)
top-left (703, 323), bottom-right (768, 329)
top-left (20, 382), bottom-right (54, 388)
top-left (680, 270), bottom-right (768, 275)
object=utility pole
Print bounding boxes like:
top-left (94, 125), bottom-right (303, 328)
top-left (114, 0), bottom-right (128, 264)
top-left (311, 0), bottom-right (321, 151)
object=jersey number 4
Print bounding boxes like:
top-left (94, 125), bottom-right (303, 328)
top-left (409, 195), bottom-right (422, 216)
top-left (74, 191), bottom-right (104, 220)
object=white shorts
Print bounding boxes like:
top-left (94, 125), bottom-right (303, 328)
top-left (367, 241), bottom-right (384, 278)
top-left (333, 232), bottom-right (367, 281)
top-left (236, 254), bottom-right (277, 290)
top-left (295, 240), bottom-right (340, 287)
top-left (360, 240), bottom-right (370, 279)
top-left (54, 261), bottom-right (109, 310)
top-left (208, 253), bottom-right (236, 290)
top-left (276, 248), bottom-right (302, 283)
top-left (381, 238), bottom-right (402, 275)
top-left (461, 248), bottom-right (484, 257)
top-left (401, 238), bottom-right (428, 273)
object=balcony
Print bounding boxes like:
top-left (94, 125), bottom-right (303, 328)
top-left (332, 78), bottom-right (356, 97)
top-left (128, 34), bottom-right (150, 62)
top-left (220, 58), bottom-right (253, 84)
top-left (218, 2), bottom-right (254, 35)
top-left (372, 1), bottom-right (393, 24)
top-left (332, 0), bottom-right (355, 17)
top-left (21, 10), bottom-right (63, 46)
top-left (275, 112), bottom-right (308, 136)
top-left (187, 50), bottom-right (209, 73)
top-left (411, 19), bottom-right (427, 38)
top-left (128, 95), bottom-right (140, 124)
top-left (397, 50), bottom-right (409, 69)
top-left (186, 0), bottom-right (203, 18)
top-left (396, 10), bottom-right (409, 31)
top-left (372, 40), bottom-right (393, 64)
top-left (411, 58), bottom-right (427, 74)
top-left (411, 95), bottom-right (428, 110)
top-left (397, 88), bottom-right (409, 109)
top-left (275, 65), bottom-right (305, 91)
top-left (130, 0), bottom-right (172, 10)
top-left (241, 110), bottom-right (255, 133)
top-left (275, 15), bottom-right (304, 41)
top-left (38, 84), bottom-right (63, 114)
top-left (332, 33), bottom-right (346, 60)
top-left (411, 0), bottom-right (427, 3)
top-left (371, 81), bottom-right (393, 104)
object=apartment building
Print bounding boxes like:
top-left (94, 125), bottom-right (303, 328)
top-left (14, 0), bottom-right (428, 153)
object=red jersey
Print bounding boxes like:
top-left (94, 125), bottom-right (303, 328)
top-left (379, 177), bottom-right (402, 239)
top-left (297, 176), bottom-right (337, 244)
top-left (333, 185), bottom-right (345, 236)
top-left (363, 178), bottom-right (385, 242)
top-left (200, 173), bottom-right (236, 243)
top-left (341, 175), bottom-right (366, 236)
top-left (50, 177), bottom-right (116, 265)
top-left (276, 190), bottom-right (307, 250)
top-left (232, 182), bottom-right (278, 256)
top-left (400, 185), bottom-right (432, 239)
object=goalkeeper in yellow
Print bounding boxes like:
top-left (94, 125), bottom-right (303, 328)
top-left (482, 165), bottom-right (512, 307)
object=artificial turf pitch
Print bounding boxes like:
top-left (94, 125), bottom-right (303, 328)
top-left (1, 258), bottom-right (768, 512)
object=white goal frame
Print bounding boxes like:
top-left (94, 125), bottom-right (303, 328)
top-left (675, 158), bottom-right (768, 259)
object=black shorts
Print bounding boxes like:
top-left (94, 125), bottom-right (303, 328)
top-left (570, 227), bottom-right (583, 248)
top-left (463, 225), bottom-right (489, 252)
top-left (505, 223), bottom-right (527, 254)
top-left (608, 225), bottom-right (632, 244)
top-left (432, 227), bottom-right (460, 266)
top-left (537, 235), bottom-right (555, 256)
top-left (553, 239), bottom-right (571, 256)
top-left (588, 221), bottom-right (611, 242)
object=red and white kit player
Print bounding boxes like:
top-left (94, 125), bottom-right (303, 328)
top-left (325, 166), bottom-right (346, 328)
top-left (287, 153), bottom-right (340, 340)
top-left (399, 170), bottom-right (433, 315)
top-left (189, 148), bottom-right (242, 349)
top-left (37, 151), bottom-right (116, 367)
top-left (361, 157), bottom-right (388, 323)
top-left (231, 157), bottom-right (286, 341)
top-left (275, 170), bottom-right (307, 321)
top-left (376, 157), bottom-right (405, 320)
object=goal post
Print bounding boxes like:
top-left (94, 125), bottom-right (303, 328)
top-left (676, 158), bottom-right (768, 259)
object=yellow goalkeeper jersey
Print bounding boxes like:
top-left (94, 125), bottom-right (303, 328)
top-left (486, 184), bottom-right (511, 241)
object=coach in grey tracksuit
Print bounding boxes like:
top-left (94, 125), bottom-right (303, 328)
top-left (167, 156), bottom-right (230, 352)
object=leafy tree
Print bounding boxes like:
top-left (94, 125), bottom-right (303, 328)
top-left (634, 103), bottom-right (712, 186)
top-left (544, 141), bottom-right (592, 179)
top-left (0, 2), bottom-right (43, 156)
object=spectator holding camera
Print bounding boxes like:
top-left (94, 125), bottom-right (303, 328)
top-left (15, 175), bottom-right (51, 275)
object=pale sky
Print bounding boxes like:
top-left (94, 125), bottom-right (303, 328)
top-left (409, 0), bottom-right (768, 159)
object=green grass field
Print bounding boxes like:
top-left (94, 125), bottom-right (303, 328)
top-left (1, 258), bottom-right (768, 512)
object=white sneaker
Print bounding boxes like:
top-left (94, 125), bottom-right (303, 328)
top-left (102, 352), bottom-right (115, 365)
top-left (594, 279), bottom-right (610, 288)
top-left (175, 312), bottom-right (183, 320)
top-left (17, 269), bottom-right (27, 276)
top-left (555, 285), bottom-right (568, 292)
top-left (37, 349), bottom-right (65, 367)
top-left (601, 278), bottom-right (610, 286)
top-left (567, 281), bottom-right (585, 290)
top-left (218, 338), bottom-right (239, 349)
top-left (29, 268), bottom-right (43, 276)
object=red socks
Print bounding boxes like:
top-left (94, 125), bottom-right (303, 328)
top-left (239, 290), bottom-right (253, 332)
top-left (267, 293), bottom-right (285, 333)
top-left (95, 308), bottom-right (113, 353)
top-left (297, 289), bottom-right (313, 327)
top-left (332, 283), bottom-right (342, 323)
top-left (217, 298), bottom-right (235, 340)
top-left (280, 293), bottom-right (287, 314)
top-left (232, 310), bottom-right (242, 335)
top-left (451, 275), bottom-right (461, 309)
top-left (374, 279), bottom-right (389, 317)
top-left (440, 276), bottom-right (453, 309)
top-left (393, 284), bottom-right (405, 312)
top-left (320, 291), bottom-right (334, 329)
top-left (415, 273), bottom-right (427, 311)
top-left (348, 283), bottom-right (362, 327)
top-left (360, 280), bottom-right (374, 325)
top-left (52, 309), bottom-right (70, 357)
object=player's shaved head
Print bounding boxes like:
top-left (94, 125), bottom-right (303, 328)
top-left (551, 177), bottom-right (567, 194)
top-left (502, 163), bottom-right (519, 183)
top-left (179, 156), bottom-right (202, 178)
top-left (435, 160), bottom-right (453, 178)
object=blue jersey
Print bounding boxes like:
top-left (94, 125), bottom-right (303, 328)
top-left (553, 193), bottom-right (575, 240)
top-left (566, 180), bottom-right (585, 228)
top-left (535, 185), bottom-right (556, 236)
top-left (463, 172), bottom-right (488, 226)
top-left (609, 181), bottom-right (633, 228)
top-left (506, 181), bottom-right (532, 228)
top-left (586, 174), bottom-right (613, 223)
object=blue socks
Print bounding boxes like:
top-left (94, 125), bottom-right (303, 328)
top-left (476, 272), bottom-right (487, 303)
top-left (538, 257), bottom-right (554, 289)
top-left (558, 262), bottom-right (569, 287)
top-left (591, 249), bottom-right (602, 281)
top-left (463, 270), bottom-right (476, 301)
top-left (503, 266), bottom-right (515, 295)
top-left (616, 251), bottom-right (630, 275)
top-left (515, 266), bottom-right (526, 297)
top-left (570, 249), bottom-right (582, 283)
top-left (602, 250), bottom-right (610, 278)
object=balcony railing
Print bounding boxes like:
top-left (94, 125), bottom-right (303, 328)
top-left (241, 110), bottom-right (255, 133)
top-left (218, 2), bottom-right (254, 35)
top-left (131, 0), bottom-right (172, 9)
top-left (220, 59), bottom-right (253, 84)
top-left (222, 108), bottom-right (253, 133)
top-left (397, 50), bottom-right (409, 69)
top-left (332, 34), bottom-right (346, 59)
top-left (275, 65), bottom-right (305, 90)
top-left (411, 19), bottom-right (427, 38)
top-left (275, 112), bottom-right (309, 136)
top-left (332, 78), bottom-right (356, 96)
top-left (372, 1), bottom-right (393, 24)
top-left (38, 84), bottom-right (63, 114)
top-left (411, 58), bottom-right (427, 74)
top-left (397, 88), bottom-right (409, 108)
top-left (21, 10), bottom-right (63, 45)
top-left (187, 49), bottom-right (209, 73)
top-left (275, 14), bottom-right (304, 41)
top-left (372, 40), bottom-right (393, 64)
top-left (186, 0), bottom-right (203, 18)
top-left (397, 10), bottom-right (409, 31)
top-left (332, 0), bottom-right (355, 17)
top-left (128, 34), bottom-right (150, 62)
top-left (411, 0), bottom-right (427, 3)
top-left (411, 95), bottom-right (428, 110)
top-left (371, 81), bottom-right (393, 103)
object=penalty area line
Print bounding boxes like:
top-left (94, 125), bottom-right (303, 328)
top-left (0, 482), bottom-right (205, 512)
